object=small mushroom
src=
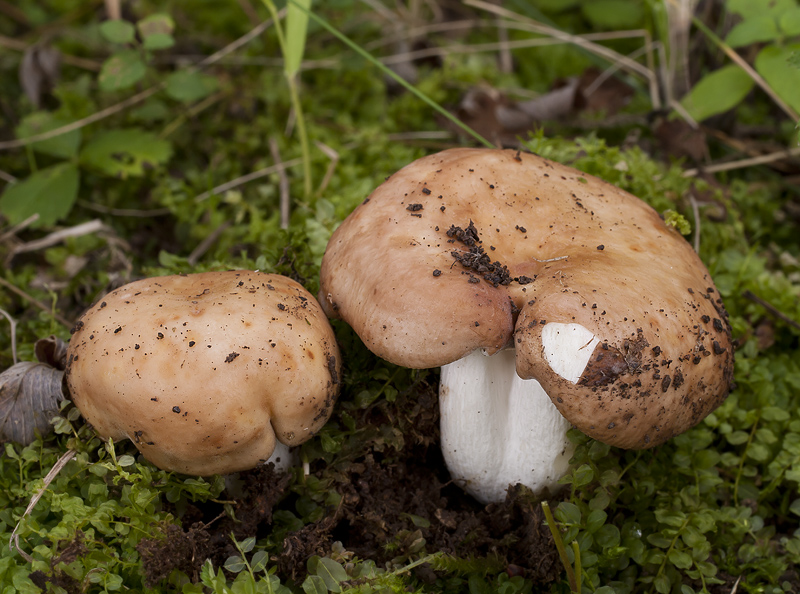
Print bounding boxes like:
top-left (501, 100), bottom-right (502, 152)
top-left (319, 148), bottom-right (734, 503)
top-left (65, 271), bottom-right (341, 476)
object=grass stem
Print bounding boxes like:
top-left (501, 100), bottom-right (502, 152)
top-left (541, 501), bottom-right (578, 593)
top-left (287, 0), bottom-right (494, 149)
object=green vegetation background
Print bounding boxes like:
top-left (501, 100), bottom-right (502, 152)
top-left (1, 1), bottom-right (800, 592)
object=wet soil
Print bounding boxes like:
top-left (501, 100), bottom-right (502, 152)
top-left (135, 375), bottom-right (563, 588)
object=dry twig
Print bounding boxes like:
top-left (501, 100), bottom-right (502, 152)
top-left (743, 290), bottom-right (800, 331)
top-left (0, 277), bottom-right (73, 328)
top-left (187, 221), bottom-right (233, 266)
top-left (10, 450), bottom-right (77, 562)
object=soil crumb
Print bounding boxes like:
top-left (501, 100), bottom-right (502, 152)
top-left (447, 222), bottom-right (512, 287)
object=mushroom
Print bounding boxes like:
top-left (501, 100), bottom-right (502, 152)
top-left (65, 270), bottom-right (341, 476)
top-left (318, 148), bottom-right (734, 503)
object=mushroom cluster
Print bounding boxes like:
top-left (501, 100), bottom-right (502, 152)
top-left (318, 148), bottom-right (734, 504)
top-left (66, 270), bottom-right (341, 476)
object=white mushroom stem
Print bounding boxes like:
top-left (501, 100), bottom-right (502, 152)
top-left (439, 322), bottom-right (599, 504)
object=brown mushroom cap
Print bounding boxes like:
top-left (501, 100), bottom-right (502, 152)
top-left (319, 148), bottom-right (734, 449)
top-left (66, 271), bottom-right (341, 475)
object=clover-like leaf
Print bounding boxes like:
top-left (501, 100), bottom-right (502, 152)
top-left (165, 71), bottom-right (219, 103)
top-left (99, 49), bottom-right (146, 91)
top-left (80, 128), bottom-right (172, 177)
top-left (0, 162), bottom-right (80, 226)
top-left (16, 112), bottom-right (81, 159)
top-left (100, 19), bottom-right (136, 44)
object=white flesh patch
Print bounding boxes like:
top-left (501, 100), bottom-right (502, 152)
top-left (439, 349), bottom-right (573, 504)
top-left (541, 322), bottom-right (600, 384)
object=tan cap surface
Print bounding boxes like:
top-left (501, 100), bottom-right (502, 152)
top-left (319, 148), bottom-right (734, 448)
top-left (66, 271), bottom-right (341, 475)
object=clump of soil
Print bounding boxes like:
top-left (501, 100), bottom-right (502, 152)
top-left (447, 222), bottom-right (513, 288)
top-left (139, 374), bottom-right (563, 588)
top-left (137, 523), bottom-right (212, 587)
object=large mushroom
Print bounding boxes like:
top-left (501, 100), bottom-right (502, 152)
top-left (318, 148), bottom-right (734, 504)
top-left (65, 270), bottom-right (341, 476)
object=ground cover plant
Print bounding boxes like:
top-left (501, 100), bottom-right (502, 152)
top-left (1, 0), bottom-right (800, 592)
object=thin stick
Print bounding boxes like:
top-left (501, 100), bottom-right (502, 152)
top-left (0, 308), bottom-right (18, 364)
top-left (0, 169), bottom-right (17, 184)
top-left (496, 15), bottom-right (513, 74)
top-left (743, 290), bottom-right (800, 331)
top-left (77, 202), bottom-right (172, 217)
top-left (194, 157), bottom-right (304, 203)
top-left (269, 138), bottom-right (291, 229)
top-left (9, 220), bottom-right (109, 258)
top-left (0, 277), bottom-right (73, 328)
top-left (682, 146), bottom-right (800, 177)
top-left (10, 449), bottom-right (77, 562)
top-left (314, 140), bottom-right (339, 196)
top-left (187, 221), bottom-right (232, 266)
top-left (0, 214), bottom-right (39, 243)
top-left (465, 0), bottom-right (657, 102)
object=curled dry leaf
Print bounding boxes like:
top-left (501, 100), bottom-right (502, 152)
top-left (19, 45), bottom-right (62, 108)
top-left (0, 336), bottom-right (67, 444)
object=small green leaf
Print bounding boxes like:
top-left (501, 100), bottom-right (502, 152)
top-left (789, 499), bottom-right (800, 517)
top-left (755, 44), bottom-right (800, 116)
top-left (16, 112), bottom-right (81, 159)
top-left (312, 557), bottom-right (347, 592)
top-left (239, 536), bottom-right (256, 553)
top-left (0, 162), bottom-right (79, 225)
top-left (780, 8), bottom-right (800, 35)
top-left (761, 406), bottom-right (790, 421)
top-left (681, 64), bottom-right (755, 121)
top-left (80, 128), bottom-right (172, 177)
top-left (728, 0), bottom-right (794, 20)
top-left (669, 549), bottom-right (693, 569)
top-left (224, 555), bottom-right (247, 573)
top-left (301, 575), bottom-right (327, 594)
top-left (250, 550), bottom-right (268, 573)
top-left (100, 19), bottom-right (136, 44)
top-left (165, 71), bottom-right (219, 103)
top-left (99, 50), bottom-right (147, 91)
top-left (137, 13), bottom-right (174, 37)
top-left (586, 509), bottom-right (607, 532)
top-left (555, 501), bottom-right (581, 525)
top-left (116, 455), bottom-right (135, 467)
top-left (654, 572), bottom-right (671, 594)
top-left (594, 524), bottom-right (621, 548)
top-left (725, 16), bottom-right (780, 47)
top-left (573, 463), bottom-right (594, 487)
top-left (142, 33), bottom-right (175, 50)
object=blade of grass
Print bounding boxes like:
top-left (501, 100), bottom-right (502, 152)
top-left (284, 0), bottom-right (311, 77)
top-left (286, 0), bottom-right (494, 149)
top-left (541, 501), bottom-right (578, 593)
top-left (261, 0), bottom-right (313, 199)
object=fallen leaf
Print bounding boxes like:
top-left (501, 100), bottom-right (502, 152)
top-left (19, 45), bottom-right (62, 108)
top-left (0, 336), bottom-right (67, 444)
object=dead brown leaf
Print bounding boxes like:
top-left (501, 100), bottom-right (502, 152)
top-left (0, 336), bottom-right (67, 444)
